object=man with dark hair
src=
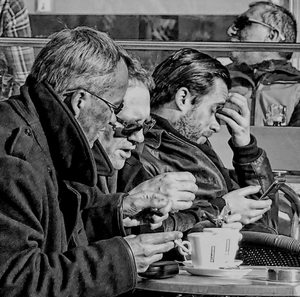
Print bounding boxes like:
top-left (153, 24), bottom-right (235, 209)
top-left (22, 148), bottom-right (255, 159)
top-left (0, 26), bottom-right (183, 297)
top-left (227, 1), bottom-right (300, 126)
top-left (119, 48), bottom-right (277, 234)
top-left (94, 55), bottom-right (240, 233)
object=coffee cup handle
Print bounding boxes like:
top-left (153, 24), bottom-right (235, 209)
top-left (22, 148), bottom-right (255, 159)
top-left (178, 240), bottom-right (192, 257)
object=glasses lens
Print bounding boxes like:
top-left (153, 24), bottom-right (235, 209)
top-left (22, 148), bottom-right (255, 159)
top-left (114, 125), bottom-right (143, 137)
top-left (113, 117), bottom-right (143, 137)
top-left (234, 15), bottom-right (250, 31)
top-left (114, 101), bottom-right (124, 115)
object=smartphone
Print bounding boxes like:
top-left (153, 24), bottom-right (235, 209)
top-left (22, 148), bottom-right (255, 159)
top-left (139, 261), bottom-right (179, 279)
top-left (259, 179), bottom-right (286, 200)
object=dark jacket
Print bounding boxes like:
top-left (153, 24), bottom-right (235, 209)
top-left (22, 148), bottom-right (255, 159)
top-left (228, 60), bottom-right (300, 126)
top-left (0, 76), bottom-right (136, 297)
top-left (119, 114), bottom-right (278, 233)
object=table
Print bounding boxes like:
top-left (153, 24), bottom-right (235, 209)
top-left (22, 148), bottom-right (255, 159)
top-left (136, 267), bottom-right (300, 296)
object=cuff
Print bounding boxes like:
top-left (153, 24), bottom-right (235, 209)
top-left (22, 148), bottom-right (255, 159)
top-left (229, 134), bottom-right (262, 164)
top-left (211, 197), bottom-right (226, 211)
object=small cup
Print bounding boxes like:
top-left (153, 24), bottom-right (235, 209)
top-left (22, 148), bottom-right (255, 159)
top-left (178, 228), bottom-right (241, 268)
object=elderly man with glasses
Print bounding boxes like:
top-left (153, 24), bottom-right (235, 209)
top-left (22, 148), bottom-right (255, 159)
top-left (227, 1), bottom-right (300, 127)
top-left (0, 27), bottom-right (187, 297)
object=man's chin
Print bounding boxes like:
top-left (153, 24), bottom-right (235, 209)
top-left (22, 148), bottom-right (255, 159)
top-left (112, 159), bottom-right (126, 170)
top-left (197, 136), bottom-right (208, 144)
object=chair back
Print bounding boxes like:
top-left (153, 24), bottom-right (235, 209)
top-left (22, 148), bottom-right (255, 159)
top-left (237, 231), bottom-right (300, 266)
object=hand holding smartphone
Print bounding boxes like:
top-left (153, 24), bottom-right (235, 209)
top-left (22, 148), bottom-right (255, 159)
top-left (259, 179), bottom-right (286, 200)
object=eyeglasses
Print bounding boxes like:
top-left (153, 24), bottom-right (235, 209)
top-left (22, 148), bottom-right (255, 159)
top-left (112, 116), bottom-right (156, 137)
top-left (64, 88), bottom-right (124, 114)
top-left (232, 15), bottom-right (285, 41)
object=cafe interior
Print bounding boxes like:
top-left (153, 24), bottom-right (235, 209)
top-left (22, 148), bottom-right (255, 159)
top-left (5, 0), bottom-right (300, 294)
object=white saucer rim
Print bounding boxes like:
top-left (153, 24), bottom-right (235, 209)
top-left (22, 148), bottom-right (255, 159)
top-left (183, 259), bottom-right (243, 269)
top-left (184, 266), bottom-right (252, 277)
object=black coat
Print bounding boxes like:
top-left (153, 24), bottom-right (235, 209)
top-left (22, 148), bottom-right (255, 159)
top-left (0, 76), bottom-right (136, 297)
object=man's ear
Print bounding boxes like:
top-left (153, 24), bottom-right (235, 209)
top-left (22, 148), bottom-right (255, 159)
top-left (267, 29), bottom-right (281, 42)
top-left (70, 90), bottom-right (87, 118)
top-left (174, 87), bottom-right (192, 114)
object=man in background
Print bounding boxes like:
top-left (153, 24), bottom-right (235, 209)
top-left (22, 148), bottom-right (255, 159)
top-left (0, 0), bottom-right (34, 98)
top-left (227, 1), bottom-right (300, 126)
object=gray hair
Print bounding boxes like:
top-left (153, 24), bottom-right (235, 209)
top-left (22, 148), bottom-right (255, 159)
top-left (30, 26), bottom-right (125, 96)
top-left (128, 57), bottom-right (155, 91)
top-left (249, 1), bottom-right (297, 59)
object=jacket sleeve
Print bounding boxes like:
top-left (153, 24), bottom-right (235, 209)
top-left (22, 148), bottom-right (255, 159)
top-left (82, 190), bottom-right (128, 241)
top-left (0, 156), bottom-right (137, 297)
top-left (229, 134), bottom-right (278, 230)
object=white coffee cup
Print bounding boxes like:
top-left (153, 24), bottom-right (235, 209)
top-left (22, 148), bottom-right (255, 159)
top-left (178, 228), bottom-right (241, 268)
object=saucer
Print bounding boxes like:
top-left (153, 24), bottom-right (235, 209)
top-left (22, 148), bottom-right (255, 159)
top-left (184, 266), bottom-right (252, 278)
top-left (183, 259), bottom-right (243, 269)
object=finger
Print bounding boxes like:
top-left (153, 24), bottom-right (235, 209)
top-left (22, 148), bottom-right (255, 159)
top-left (172, 182), bottom-right (198, 193)
top-left (247, 214), bottom-right (263, 224)
top-left (228, 92), bottom-right (249, 111)
top-left (166, 171), bottom-right (196, 183)
top-left (248, 199), bottom-right (272, 209)
top-left (171, 201), bottom-right (193, 211)
top-left (217, 107), bottom-right (246, 128)
top-left (225, 213), bottom-right (241, 223)
top-left (151, 213), bottom-right (169, 224)
top-left (138, 254), bottom-right (163, 273)
top-left (222, 222), bottom-right (243, 230)
top-left (235, 185), bottom-right (261, 196)
top-left (125, 234), bottom-right (137, 239)
top-left (167, 192), bottom-right (196, 202)
top-left (123, 217), bottom-right (141, 227)
top-left (150, 222), bottom-right (163, 230)
top-left (155, 198), bottom-right (173, 214)
top-left (138, 231), bottom-right (183, 245)
top-left (143, 241), bottom-right (178, 257)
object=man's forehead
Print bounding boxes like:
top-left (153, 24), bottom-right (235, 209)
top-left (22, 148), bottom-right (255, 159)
top-left (118, 84), bottom-right (150, 121)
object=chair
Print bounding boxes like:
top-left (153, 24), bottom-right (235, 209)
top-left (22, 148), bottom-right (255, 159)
top-left (236, 183), bottom-right (300, 267)
top-left (237, 231), bottom-right (300, 267)
top-left (278, 183), bottom-right (300, 239)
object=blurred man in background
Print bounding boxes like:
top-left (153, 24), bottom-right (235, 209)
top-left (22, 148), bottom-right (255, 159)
top-left (227, 1), bottom-right (300, 126)
top-left (0, 0), bottom-right (34, 98)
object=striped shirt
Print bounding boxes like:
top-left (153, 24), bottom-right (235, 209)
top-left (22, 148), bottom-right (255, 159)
top-left (0, 0), bottom-right (34, 95)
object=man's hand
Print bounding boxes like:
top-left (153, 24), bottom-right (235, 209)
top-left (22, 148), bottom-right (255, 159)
top-left (124, 231), bottom-right (183, 273)
top-left (222, 213), bottom-right (243, 230)
top-left (216, 92), bottom-right (251, 147)
top-left (122, 191), bottom-right (173, 228)
top-left (128, 172), bottom-right (197, 211)
top-left (223, 185), bottom-right (272, 225)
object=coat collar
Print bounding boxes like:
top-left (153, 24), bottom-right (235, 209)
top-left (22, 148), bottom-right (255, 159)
top-left (228, 60), bottom-right (300, 84)
top-left (24, 76), bottom-right (113, 186)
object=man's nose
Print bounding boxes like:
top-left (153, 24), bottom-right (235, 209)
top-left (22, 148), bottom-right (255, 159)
top-left (211, 117), bottom-right (221, 133)
top-left (128, 129), bottom-right (144, 144)
top-left (110, 112), bottom-right (117, 125)
top-left (227, 24), bottom-right (237, 37)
